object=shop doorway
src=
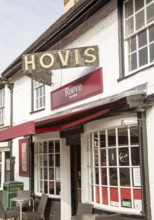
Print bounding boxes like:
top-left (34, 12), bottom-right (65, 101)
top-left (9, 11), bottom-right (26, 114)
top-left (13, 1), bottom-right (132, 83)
top-left (70, 144), bottom-right (81, 215)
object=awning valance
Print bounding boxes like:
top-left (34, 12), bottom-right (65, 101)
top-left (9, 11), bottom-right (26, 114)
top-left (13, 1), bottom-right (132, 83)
top-left (35, 97), bottom-right (127, 132)
top-left (0, 121), bottom-right (35, 142)
top-left (0, 97), bottom-right (127, 142)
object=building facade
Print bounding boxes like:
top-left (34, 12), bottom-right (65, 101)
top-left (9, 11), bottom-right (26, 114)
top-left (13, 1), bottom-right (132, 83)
top-left (0, 0), bottom-right (154, 219)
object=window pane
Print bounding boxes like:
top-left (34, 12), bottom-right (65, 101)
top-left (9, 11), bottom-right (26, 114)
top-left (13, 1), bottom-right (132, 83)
top-left (138, 30), bottom-right (147, 48)
top-left (44, 181), bottom-right (48, 193)
top-left (119, 148), bottom-right (129, 166)
top-left (125, 17), bottom-right (134, 36)
top-left (101, 168), bottom-right (107, 185)
top-left (49, 155), bottom-right (54, 166)
top-left (147, 3), bottom-right (154, 24)
top-left (120, 168), bottom-right (130, 186)
top-left (131, 147), bottom-right (140, 165)
top-left (135, 0), bottom-right (144, 12)
top-left (125, 0), bottom-right (133, 18)
top-left (94, 132), bottom-right (98, 148)
top-left (118, 127), bottom-right (128, 146)
top-left (55, 141), bottom-right (60, 152)
top-left (109, 148), bottom-right (117, 166)
top-left (43, 154), bottom-right (47, 166)
top-left (149, 25), bottom-right (154, 42)
top-left (55, 154), bottom-right (60, 166)
top-left (49, 182), bottom-right (54, 194)
top-left (49, 168), bottom-right (54, 179)
top-left (130, 36), bottom-right (136, 52)
top-left (49, 141), bottom-right (54, 153)
top-left (100, 131), bottom-right (106, 148)
top-left (108, 129), bottom-right (116, 147)
top-left (95, 168), bottom-right (99, 184)
top-left (43, 142), bottom-right (48, 153)
top-left (150, 43), bottom-right (154, 62)
top-left (130, 127), bottom-right (139, 145)
top-left (100, 149), bottom-right (106, 166)
top-left (56, 182), bottom-right (61, 195)
top-left (139, 47), bottom-right (148, 66)
top-left (44, 167), bottom-right (48, 179)
top-left (135, 10), bottom-right (145, 31)
top-left (129, 52), bottom-right (137, 70)
top-left (110, 168), bottom-right (118, 186)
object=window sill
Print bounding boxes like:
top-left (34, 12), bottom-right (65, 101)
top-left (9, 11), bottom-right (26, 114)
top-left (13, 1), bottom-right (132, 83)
top-left (118, 62), bottom-right (154, 82)
top-left (30, 108), bottom-right (45, 114)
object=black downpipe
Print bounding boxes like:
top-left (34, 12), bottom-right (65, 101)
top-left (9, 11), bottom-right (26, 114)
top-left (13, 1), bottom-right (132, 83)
top-left (137, 109), bottom-right (151, 220)
top-left (7, 83), bottom-right (14, 181)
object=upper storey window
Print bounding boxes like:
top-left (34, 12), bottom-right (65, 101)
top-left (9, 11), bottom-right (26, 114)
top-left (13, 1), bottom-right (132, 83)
top-left (33, 80), bottom-right (45, 111)
top-left (0, 89), bottom-right (5, 125)
top-left (124, 0), bottom-right (154, 75)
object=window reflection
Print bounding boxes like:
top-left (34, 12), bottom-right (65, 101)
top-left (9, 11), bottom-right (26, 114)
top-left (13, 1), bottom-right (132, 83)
top-left (118, 128), bottom-right (128, 146)
top-left (100, 131), bottom-right (106, 148)
top-left (119, 148), bottom-right (129, 166)
top-left (109, 148), bottom-right (117, 166)
top-left (120, 168), bottom-right (130, 186)
top-left (130, 127), bottom-right (139, 145)
top-left (131, 147), bottom-right (140, 165)
top-left (108, 129), bottom-right (116, 147)
top-left (109, 168), bottom-right (118, 186)
top-left (101, 168), bottom-right (107, 185)
top-left (95, 168), bottom-right (99, 184)
top-left (100, 149), bottom-right (106, 166)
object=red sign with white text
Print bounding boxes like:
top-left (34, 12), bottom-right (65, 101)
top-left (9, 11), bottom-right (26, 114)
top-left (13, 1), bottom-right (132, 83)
top-left (51, 67), bottom-right (103, 110)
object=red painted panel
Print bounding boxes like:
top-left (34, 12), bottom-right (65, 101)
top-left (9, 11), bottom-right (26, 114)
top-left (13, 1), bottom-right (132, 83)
top-left (51, 67), bottom-right (103, 110)
top-left (133, 189), bottom-right (142, 200)
top-left (92, 187), bottom-right (94, 202)
top-left (121, 188), bottom-right (131, 200)
top-left (102, 187), bottom-right (108, 205)
top-left (95, 186), bottom-right (100, 203)
top-left (110, 188), bottom-right (119, 202)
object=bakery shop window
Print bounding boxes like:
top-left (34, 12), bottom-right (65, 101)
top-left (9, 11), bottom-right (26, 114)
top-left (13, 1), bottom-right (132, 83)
top-left (89, 126), bottom-right (142, 213)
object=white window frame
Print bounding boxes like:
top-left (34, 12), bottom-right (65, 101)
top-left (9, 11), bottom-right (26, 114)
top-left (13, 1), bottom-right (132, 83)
top-left (34, 139), bottom-right (61, 198)
top-left (33, 80), bottom-right (45, 111)
top-left (123, 0), bottom-right (154, 75)
top-left (88, 125), bottom-right (142, 214)
top-left (0, 89), bottom-right (5, 125)
top-left (0, 149), bottom-right (10, 190)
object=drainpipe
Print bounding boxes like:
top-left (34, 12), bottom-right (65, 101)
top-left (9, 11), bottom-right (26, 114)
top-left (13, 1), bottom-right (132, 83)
top-left (137, 109), bottom-right (151, 220)
top-left (7, 83), bottom-right (14, 181)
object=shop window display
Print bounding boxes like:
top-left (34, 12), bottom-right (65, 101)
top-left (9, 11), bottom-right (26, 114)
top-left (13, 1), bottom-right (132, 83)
top-left (89, 126), bottom-right (142, 213)
top-left (35, 139), bottom-right (61, 196)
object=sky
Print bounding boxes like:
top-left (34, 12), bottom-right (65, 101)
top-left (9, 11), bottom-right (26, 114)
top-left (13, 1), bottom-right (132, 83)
top-left (0, 0), bottom-right (64, 73)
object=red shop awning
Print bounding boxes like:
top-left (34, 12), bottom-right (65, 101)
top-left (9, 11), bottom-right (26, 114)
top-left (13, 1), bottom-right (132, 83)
top-left (35, 97), bottom-right (127, 133)
top-left (0, 97), bottom-right (127, 142)
top-left (0, 121), bottom-right (35, 142)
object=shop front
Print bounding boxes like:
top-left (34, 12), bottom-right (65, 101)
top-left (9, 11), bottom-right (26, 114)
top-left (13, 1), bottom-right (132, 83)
top-left (32, 83), bottom-right (148, 220)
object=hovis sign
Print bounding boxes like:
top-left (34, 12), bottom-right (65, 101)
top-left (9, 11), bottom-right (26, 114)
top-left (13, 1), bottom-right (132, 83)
top-left (22, 46), bottom-right (99, 86)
